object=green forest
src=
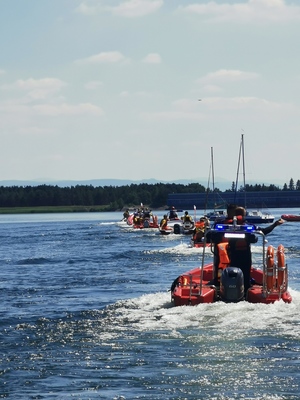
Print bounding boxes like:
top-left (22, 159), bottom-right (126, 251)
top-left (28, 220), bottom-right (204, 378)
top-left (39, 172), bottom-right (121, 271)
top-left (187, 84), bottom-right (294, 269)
top-left (0, 178), bottom-right (298, 212)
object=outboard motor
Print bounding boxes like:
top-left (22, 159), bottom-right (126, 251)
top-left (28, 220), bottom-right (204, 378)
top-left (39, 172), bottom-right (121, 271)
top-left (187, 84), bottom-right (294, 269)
top-left (143, 219), bottom-right (150, 228)
top-left (220, 267), bottom-right (244, 302)
top-left (173, 224), bottom-right (181, 235)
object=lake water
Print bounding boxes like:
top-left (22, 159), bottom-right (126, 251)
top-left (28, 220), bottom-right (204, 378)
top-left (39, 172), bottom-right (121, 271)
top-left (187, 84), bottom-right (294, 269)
top-left (0, 208), bottom-right (300, 399)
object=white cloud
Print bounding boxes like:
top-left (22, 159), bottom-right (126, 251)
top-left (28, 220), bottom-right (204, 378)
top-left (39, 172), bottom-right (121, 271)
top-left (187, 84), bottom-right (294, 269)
top-left (75, 51), bottom-right (128, 65)
top-left (179, 0), bottom-right (300, 23)
top-left (119, 91), bottom-right (130, 97)
top-left (142, 110), bottom-right (204, 121)
top-left (109, 0), bottom-right (163, 18)
top-left (0, 77), bottom-right (103, 125)
top-left (1, 78), bottom-right (67, 101)
top-left (85, 81), bottom-right (103, 90)
top-left (197, 96), bottom-right (288, 112)
top-left (197, 69), bottom-right (260, 85)
top-left (14, 78), bottom-right (66, 91)
top-left (76, 0), bottom-right (163, 18)
top-left (119, 90), bottom-right (154, 97)
top-left (75, 2), bottom-right (103, 16)
top-left (202, 84), bottom-right (223, 94)
top-left (32, 103), bottom-right (104, 116)
top-left (141, 95), bottom-right (292, 123)
top-left (142, 53), bottom-right (162, 64)
top-left (0, 102), bottom-right (104, 118)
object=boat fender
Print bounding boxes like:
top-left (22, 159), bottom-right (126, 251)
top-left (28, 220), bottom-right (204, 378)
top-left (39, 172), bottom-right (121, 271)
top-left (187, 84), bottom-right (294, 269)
top-left (266, 245), bottom-right (275, 291)
top-left (277, 244), bottom-right (286, 289)
top-left (217, 243), bottom-right (230, 279)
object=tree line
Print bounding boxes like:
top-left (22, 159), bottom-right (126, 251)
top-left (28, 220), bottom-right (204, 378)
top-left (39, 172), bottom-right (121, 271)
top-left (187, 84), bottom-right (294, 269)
top-left (0, 178), bottom-right (298, 210)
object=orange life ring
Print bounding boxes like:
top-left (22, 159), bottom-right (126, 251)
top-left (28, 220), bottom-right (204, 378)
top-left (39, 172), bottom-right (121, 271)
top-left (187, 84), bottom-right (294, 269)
top-left (266, 245), bottom-right (275, 291)
top-left (277, 244), bottom-right (286, 288)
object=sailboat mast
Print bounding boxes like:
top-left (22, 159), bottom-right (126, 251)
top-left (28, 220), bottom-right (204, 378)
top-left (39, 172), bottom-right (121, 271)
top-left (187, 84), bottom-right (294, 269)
top-left (234, 137), bottom-right (241, 203)
top-left (234, 133), bottom-right (246, 207)
top-left (241, 133), bottom-right (246, 208)
top-left (211, 147), bottom-right (215, 207)
top-left (204, 147), bottom-right (214, 213)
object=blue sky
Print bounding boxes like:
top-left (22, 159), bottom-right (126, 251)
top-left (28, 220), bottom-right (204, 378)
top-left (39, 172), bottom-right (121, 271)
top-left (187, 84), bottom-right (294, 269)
top-left (0, 0), bottom-right (299, 186)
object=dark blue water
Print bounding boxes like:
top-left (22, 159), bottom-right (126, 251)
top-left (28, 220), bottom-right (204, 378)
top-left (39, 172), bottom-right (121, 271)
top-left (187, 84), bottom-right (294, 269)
top-left (0, 209), bottom-right (300, 399)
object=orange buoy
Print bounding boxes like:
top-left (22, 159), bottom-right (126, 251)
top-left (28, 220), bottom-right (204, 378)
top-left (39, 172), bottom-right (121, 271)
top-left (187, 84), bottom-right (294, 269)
top-left (266, 245), bottom-right (275, 291)
top-left (277, 244), bottom-right (286, 289)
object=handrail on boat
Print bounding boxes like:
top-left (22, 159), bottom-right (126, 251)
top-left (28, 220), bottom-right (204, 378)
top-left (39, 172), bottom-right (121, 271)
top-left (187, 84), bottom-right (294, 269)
top-left (199, 227), bottom-right (209, 296)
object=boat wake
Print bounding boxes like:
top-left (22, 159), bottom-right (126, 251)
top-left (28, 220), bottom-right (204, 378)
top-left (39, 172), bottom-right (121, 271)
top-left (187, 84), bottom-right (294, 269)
top-left (145, 243), bottom-right (212, 256)
top-left (94, 289), bottom-right (300, 343)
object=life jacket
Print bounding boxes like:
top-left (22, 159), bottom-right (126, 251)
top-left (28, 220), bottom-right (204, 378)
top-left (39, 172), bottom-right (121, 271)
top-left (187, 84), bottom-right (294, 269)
top-left (160, 218), bottom-right (168, 228)
top-left (183, 215), bottom-right (192, 222)
top-left (195, 221), bottom-right (205, 232)
top-left (217, 239), bottom-right (250, 271)
top-left (218, 243), bottom-right (230, 268)
top-left (216, 242), bottom-right (230, 281)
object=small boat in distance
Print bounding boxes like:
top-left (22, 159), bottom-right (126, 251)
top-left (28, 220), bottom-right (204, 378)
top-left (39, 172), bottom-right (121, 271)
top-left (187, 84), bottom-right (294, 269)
top-left (205, 210), bottom-right (226, 221)
top-left (158, 218), bottom-right (183, 235)
top-left (133, 216), bottom-right (159, 229)
top-left (208, 209), bottom-right (274, 224)
top-left (245, 210), bottom-right (274, 224)
top-left (281, 214), bottom-right (300, 222)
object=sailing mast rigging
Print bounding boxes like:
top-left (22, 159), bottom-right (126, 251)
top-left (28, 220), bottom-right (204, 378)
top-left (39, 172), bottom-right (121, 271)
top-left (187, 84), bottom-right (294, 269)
top-left (204, 147), bottom-right (214, 213)
top-left (234, 133), bottom-right (246, 207)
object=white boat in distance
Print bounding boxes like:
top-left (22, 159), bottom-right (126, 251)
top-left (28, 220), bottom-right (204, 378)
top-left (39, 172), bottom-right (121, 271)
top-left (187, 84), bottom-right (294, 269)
top-left (245, 210), bottom-right (274, 224)
top-left (207, 209), bottom-right (274, 224)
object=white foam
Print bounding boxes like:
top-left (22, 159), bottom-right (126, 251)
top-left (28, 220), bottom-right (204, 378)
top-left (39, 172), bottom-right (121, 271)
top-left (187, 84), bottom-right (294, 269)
top-left (146, 242), bottom-right (213, 256)
top-left (99, 289), bottom-right (300, 340)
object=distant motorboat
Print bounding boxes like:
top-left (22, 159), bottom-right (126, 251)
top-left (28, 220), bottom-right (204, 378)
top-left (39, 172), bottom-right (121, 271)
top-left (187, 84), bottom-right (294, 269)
top-left (206, 209), bottom-right (274, 224)
top-left (245, 210), bottom-right (274, 224)
top-left (281, 214), bottom-right (300, 222)
top-left (158, 218), bottom-right (189, 235)
top-left (205, 210), bottom-right (226, 221)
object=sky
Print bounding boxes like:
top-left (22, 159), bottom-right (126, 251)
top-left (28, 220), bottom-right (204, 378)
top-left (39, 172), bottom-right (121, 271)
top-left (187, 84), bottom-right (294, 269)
top-left (0, 0), bottom-right (300, 187)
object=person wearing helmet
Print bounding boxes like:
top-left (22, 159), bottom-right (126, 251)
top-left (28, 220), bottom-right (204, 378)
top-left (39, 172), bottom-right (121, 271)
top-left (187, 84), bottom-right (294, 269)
top-left (181, 210), bottom-right (193, 223)
top-left (169, 206), bottom-right (178, 220)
